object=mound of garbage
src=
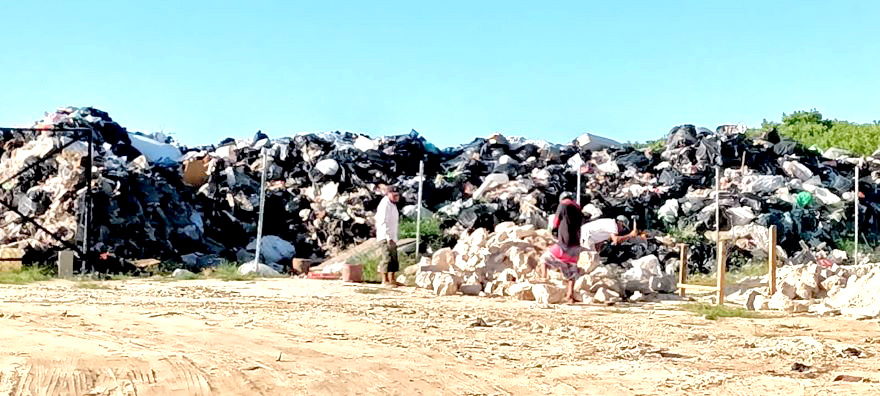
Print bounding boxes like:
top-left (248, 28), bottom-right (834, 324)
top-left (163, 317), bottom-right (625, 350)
top-left (1, 107), bottom-right (879, 281)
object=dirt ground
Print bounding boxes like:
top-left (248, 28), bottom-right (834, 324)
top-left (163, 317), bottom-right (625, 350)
top-left (0, 278), bottom-right (878, 396)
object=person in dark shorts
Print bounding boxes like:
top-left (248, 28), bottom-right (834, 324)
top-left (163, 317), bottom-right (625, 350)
top-left (537, 192), bottom-right (584, 303)
top-left (375, 185), bottom-right (401, 286)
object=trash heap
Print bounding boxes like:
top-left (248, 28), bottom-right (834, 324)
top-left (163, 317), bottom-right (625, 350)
top-left (403, 222), bottom-right (679, 304)
top-left (2, 107), bottom-right (880, 278)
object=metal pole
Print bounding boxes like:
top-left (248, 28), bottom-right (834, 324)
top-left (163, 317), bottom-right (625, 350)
top-left (254, 148), bottom-right (269, 265)
top-left (576, 170), bottom-right (582, 206)
top-left (82, 129), bottom-right (93, 273)
top-left (415, 161), bottom-right (424, 259)
top-left (715, 166), bottom-right (721, 242)
top-left (855, 160), bottom-right (860, 264)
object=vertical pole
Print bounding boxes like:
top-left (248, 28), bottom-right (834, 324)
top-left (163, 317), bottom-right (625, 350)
top-left (768, 225), bottom-right (777, 295)
top-left (576, 170), bottom-right (582, 206)
top-left (254, 148), bottom-right (268, 265)
top-left (717, 240), bottom-right (726, 305)
top-left (715, 166), bottom-right (721, 242)
top-left (854, 161), bottom-right (860, 265)
top-left (678, 244), bottom-right (687, 297)
top-left (81, 129), bottom-right (93, 273)
top-left (415, 161), bottom-right (424, 259)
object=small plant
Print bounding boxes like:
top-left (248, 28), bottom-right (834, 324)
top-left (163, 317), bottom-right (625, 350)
top-left (349, 251), bottom-right (383, 283)
top-left (399, 217), bottom-right (449, 252)
top-left (682, 303), bottom-right (761, 320)
top-left (76, 282), bottom-right (112, 290)
top-left (354, 287), bottom-right (389, 294)
top-left (0, 266), bottom-right (52, 285)
top-left (208, 261), bottom-right (255, 281)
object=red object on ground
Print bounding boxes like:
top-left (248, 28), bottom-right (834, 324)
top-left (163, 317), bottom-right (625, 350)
top-left (307, 272), bottom-right (341, 280)
top-left (342, 264), bottom-right (363, 283)
top-left (818, 259), bottom-right (833, 269)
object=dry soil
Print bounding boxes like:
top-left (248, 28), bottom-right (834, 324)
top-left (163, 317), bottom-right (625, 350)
top-left (0, 278), bottom-right (878, 395)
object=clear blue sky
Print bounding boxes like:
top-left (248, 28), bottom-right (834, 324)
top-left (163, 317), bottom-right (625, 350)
top-left (1, 1), bottom-right (877, 148)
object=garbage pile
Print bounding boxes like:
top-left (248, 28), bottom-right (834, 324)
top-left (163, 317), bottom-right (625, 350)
top-left (403, 222), bottom-right (679, 304)
top-left (2, 107), bottom-right (880, 277)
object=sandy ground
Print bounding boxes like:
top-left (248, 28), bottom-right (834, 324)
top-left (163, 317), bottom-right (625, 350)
top-left (0, 278), bottom-right (878, 396)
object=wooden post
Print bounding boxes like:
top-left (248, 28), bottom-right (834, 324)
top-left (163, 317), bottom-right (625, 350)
top-left (855, 160), bottom-right (861, 264)
top-left (58, 250), bottom-right (74, 278)
top-left (716, 240), bottom-right (726, 305)
top-left (768, 225), bottom-right (777, 295)
top-left (678, 244), bottom-right (687, 297)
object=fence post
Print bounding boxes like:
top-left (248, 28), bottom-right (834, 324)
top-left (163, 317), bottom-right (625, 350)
top-left (415, 161), bottom-right (424, 259)
top-left (855, 160), bottom-right (860, 264)
top-left (717, 240), bottom-right (726, 305)
top-left (678, 244), bottom-right (687, 297)
top-left (768, 225), bottom-right (777, 295)
top-left (254, 147), bottom-right (268, 265)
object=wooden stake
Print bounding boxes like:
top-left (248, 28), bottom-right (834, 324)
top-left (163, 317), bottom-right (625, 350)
top-left (716, 240), bottom-right (726, 305)
top-left (768, 225), bottom-right (777, 295)
top-left (678, 244), bottom-right (687, 297)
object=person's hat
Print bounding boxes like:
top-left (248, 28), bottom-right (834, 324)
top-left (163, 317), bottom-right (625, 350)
top-left (560, 192), bottom-right (574, 202)
top-left (615, 215), bottom-right (630, 226)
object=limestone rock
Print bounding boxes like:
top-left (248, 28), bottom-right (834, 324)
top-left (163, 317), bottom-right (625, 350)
top-left (629, 290), bottom-right (647, 303)
top-left (415, 271), bottom-right (437, 289)
top-left (648, 275), bottom-right (676, 293)
top-left (433, 273), bottom-right (461, 296)
top-left (431, 248), bottom-right (455, 272)
top-left (743, 290), bottom-right (762, 311)
top-left (403, 262), bottom-right (421, 276)
top-left (532, 284), bottom-right (566, 304)
top-left (459, 283), bottom-right (483, 296)
top-left (508, 282), bottom-right (535, 301)
top-left (172, 269), bottom-right (196, 279)
top-left (593, 287), bottom-right (621, 304)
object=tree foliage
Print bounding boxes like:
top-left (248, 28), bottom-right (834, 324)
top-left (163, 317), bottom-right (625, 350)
top-left (758, 109), bottom-right (880, 156)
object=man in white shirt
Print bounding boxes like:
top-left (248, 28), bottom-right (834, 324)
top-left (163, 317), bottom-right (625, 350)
top-left (581, 215), bottom-right (638, 252)
top-left (374, 185), bottom-right (401, 286)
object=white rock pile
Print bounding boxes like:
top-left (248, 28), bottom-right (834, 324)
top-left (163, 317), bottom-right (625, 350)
top-left (729, 262), bottom-right (880, 319)
top-left (401, 222), bottom-right (680, 304)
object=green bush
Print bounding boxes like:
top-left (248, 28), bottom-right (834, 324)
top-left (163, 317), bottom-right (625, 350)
top-left (757, 110), bottom-right (880, 156)
top-left (399, 217), bottom-right (449, 252)
top-left (0, 266), bottom-right (52, 284)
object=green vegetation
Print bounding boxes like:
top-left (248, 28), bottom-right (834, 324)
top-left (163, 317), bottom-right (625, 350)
top-left (686, 261), bottom-right (768, 287)
top-left (76, 282), bottom-right (112, 290)
top-left (354, 287), bottom-right (389, 294)
top-left (756, 110), bottom-right (880, 156)
top-left (0, 266), bottom-right (52, 285)
top-left (681, 302), bottom-right (761, 320)
top-left (629, 139), bottom-right (666, 152)
top-left (399, 217), bottom-right (448, 252)
top-left (348, 249), bottom-right (419, 284)
top-left (208, 261), bottom-right (255, 281)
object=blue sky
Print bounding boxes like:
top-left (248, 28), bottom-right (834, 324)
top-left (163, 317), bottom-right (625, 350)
top-left (1, 1), bottom-right (877, 148)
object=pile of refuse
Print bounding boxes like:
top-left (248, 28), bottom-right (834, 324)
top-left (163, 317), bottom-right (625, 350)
top-left (402, 222), bottom-right (679, 304)
top-left (2, 107), bottom-right (880, 279)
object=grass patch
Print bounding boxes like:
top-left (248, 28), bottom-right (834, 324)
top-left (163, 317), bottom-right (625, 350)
top-left (685, 262), bottom-right (769, 287)
top-left (206, 261), bottom-right (255, 281)
top-left (682, 302), bottom-right (761, 320)
top-left (354, 287), bottom-right (389, 294)
top-left (349, 250), bottom-right (383, 283)
top-left (399, 217), bottom-right (450, 252)
top-left (0, 267), bottom-right (52, 285)
top-left (348, 249), bottom-right (421, 284)
top-left (76, 282), bottom-right (112, 290)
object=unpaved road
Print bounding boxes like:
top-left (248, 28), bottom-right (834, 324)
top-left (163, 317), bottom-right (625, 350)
top-left (0, 278), bottom-right (878, 395)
